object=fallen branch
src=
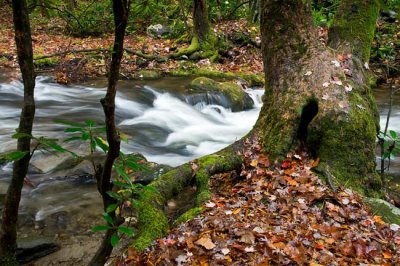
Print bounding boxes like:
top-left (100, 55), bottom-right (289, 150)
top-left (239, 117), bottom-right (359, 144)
top-left (33, 48), bottom-right (169, 63)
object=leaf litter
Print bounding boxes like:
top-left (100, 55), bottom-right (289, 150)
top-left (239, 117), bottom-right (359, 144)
top-left (123, 137), bottom-right (399, 265)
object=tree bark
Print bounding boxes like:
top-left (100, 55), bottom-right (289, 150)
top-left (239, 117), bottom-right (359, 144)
top-left (0, 0), bottom-right (36, 264)
top-left (193, 0), bottom-right (210, 43)
top-left (329, 0), bottom-right (381, 62)
top-left (89, 0), bottom-right (129, 265)
top-left (254, 0), bottom-right (381, 195)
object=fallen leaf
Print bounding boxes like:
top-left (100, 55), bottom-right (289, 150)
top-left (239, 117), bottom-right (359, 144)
top-left (195, 236), bottom-right (216, 250)
top-left (382, 250), bottom-right (392, 259)
top-left (304, 71), bottom-right (312, 76)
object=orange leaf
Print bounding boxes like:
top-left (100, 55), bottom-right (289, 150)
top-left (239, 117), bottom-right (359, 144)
top-left (373, 216), bottom-right (385, 225)
top-left (273, 242), bottom-right (286, 249)
top-left (383, 250), bottom-right (392, 259)
top-left (315, 241), bottom-right (324, 250)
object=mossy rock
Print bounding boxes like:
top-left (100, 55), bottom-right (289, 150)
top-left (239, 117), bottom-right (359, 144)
top-left (189, 77), bottom-right (254, 111)
top-left (364, 197), bottom-right (400, 225)
top-left (137, 70), bottom-right (162, 80)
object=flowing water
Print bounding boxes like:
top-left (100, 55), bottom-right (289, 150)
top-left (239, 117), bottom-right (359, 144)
top-left (0, 73), bottom-right (398, 255)
top-left (0, 74), bottom-right (263, 237)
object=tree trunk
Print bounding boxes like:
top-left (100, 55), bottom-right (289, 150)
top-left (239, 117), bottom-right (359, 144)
top-left (89, 0), bottom-right (129, 265)
top-left (0, 0), bottom-right (36, 264)
top-left (329, 0), bottom-right (380, 63)
top-left (254, 0), bottom-right (381, 195)
top-left (193, 0), bottom-right (210, 43)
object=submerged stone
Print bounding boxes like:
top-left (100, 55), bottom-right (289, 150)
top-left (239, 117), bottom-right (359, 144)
top-left (16, 237), bottom-right (60, 264)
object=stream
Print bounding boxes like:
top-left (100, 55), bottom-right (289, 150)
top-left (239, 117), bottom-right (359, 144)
top-left (0, 73), bottom-right (263, 262)
top-left (0, 73), bottom-right (398, 264)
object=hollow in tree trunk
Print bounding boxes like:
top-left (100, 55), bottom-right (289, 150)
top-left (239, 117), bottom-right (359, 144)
top-left (0, 0), bottom-right (36, 264)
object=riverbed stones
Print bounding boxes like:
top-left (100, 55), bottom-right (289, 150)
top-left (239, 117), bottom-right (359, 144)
top-left (188, 77), bottom-right (254, 111)
top-left (16, 236), bottom-right (60, 264)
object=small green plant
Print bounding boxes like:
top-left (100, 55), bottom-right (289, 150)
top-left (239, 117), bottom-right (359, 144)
top-left (56, 119), bottom-right (107, 154)
top-left (379, 130), bottom-right (400, 170)
top-left (1, 130), bottom-right (73, 163)
top-left (91, 152), bottom-right (152, 247)
top-left (58, 119), bottom-right (150, 247)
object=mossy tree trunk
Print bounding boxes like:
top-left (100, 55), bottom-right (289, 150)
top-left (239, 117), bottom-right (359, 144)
top-left (0, 0), bottom-right (36, 264)
top-left (172, 0), bottom-right (217, 58)
top-left (253, 0), bottom-right (381, 195)
top-left (329, 0), bottom-right (381, 63)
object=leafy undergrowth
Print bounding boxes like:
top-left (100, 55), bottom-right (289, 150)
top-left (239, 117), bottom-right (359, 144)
top-left (119, 138), bottom-right (399, 265)
top-left (0, 4), bottom-right (262, 83)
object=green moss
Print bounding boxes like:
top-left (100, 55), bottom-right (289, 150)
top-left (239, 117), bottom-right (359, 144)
top-left (307, 89), bottom-right (380, 195)
top-left (168, 67), bottom-right (264, 87)
top-left (364, 198), bottom-right (400, 225)
top-left (131, 201), bottom-right (168, 252)
top-left (173, 36), bottom-right (200, 58)
top-left (329, 0), bottom-right (381, 62)
top-left (189, 77), bottom-right (253, 111)
top-left (33, 54), bottom-right (59, 67)
top-left (174, 207), bottom-right (204, 225)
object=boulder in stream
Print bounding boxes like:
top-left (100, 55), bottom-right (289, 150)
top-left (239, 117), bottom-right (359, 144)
top-left (188, 77), bottom-right (254, 111)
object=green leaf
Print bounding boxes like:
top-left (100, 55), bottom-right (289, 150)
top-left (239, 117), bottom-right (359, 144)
top-left (107, 191), bottom-right (123, 201)
top-left (45, 142), bottom-right (66, 153)
top-left (383, 152), bottom-right (390, 159)
top-left (113, 180), bottom-right (131, 189)
top-left (94, 137), bottom-right (109, 153)
top-left (102, 212), bottom-right (114, 226)
top-left (85, 120), bottom-right (95, 127)
top-left (5, 151), bottom-right (29, 161)
top-left (64, 127), bottom-right (84, 133)
top-left (118, 226), bottom-right (134, 236)
top-left (12, 132), bottom-right (32, 139)
top-left (111, 232), bottom-right (119, 247)
top-left (389, 130), bottom-right (398, 139)
top-left (63, 136), bottom-right (83, 142)
top-left (92, 225), bottom-right (112, 232)
top-left (81, 132), bottom-right (90, 141)
top-left (106, 203), bottom-right (117, 213)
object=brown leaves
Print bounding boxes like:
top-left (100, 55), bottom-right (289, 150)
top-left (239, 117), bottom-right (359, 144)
top-left (195, 236), bottom-right (216, 250)
top-left (134, 137), bottom-right (400, 265)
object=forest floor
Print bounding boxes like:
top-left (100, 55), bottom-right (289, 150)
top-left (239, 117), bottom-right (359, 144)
top-left (121, 137), bottom-right (400, 265)
top-left (1, 5), bottom-right (400, 265)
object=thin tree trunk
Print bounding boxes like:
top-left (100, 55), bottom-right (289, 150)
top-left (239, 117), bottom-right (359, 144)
top-left (0, 0), bottom-right (36, 263)
top-left (89, 0), bottom-right (129, 265)
top-left (193, 0), bottom-right (210, 43)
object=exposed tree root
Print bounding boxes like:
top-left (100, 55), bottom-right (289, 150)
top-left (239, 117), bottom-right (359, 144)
top-left (131, 145), bottom-right (243, 251)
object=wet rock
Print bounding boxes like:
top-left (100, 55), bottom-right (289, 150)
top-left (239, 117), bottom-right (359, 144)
top-left (365, 197), bottom-right (400, 224)
top-left (188, 77), bottom-right (254, 111)
top-left (16, 237), bottom-right (60, 264)
top-left (381, 10), bottom-right (398, 23)
top-left (147, 24), bottom-right (171, 38)
top-left (137, 70), bottom-right (162, 80)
